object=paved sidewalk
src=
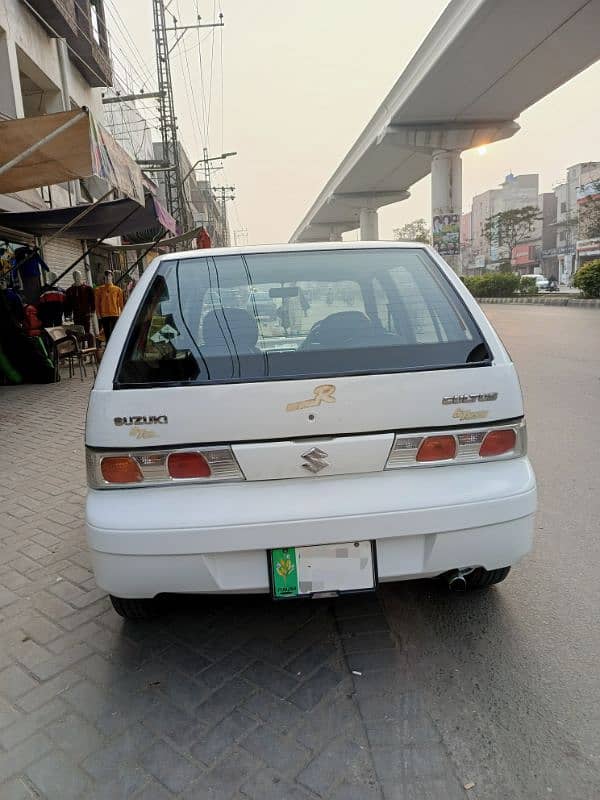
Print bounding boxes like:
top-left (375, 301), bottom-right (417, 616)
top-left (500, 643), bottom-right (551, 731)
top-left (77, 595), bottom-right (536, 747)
top-left (0, 376), bottom-right (468, 800)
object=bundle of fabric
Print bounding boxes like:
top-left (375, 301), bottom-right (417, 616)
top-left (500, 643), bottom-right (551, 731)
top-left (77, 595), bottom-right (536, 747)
top-left (0, 293), bottom-right (55, 384)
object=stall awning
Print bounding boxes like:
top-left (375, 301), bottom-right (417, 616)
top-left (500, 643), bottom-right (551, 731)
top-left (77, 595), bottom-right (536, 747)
top-left (0, 194), bottom-right (177, 239)
top-left (0, 108), bottom-right (144, 205)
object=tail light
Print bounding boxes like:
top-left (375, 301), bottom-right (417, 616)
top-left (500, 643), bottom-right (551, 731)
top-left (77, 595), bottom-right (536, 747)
top-left (87, 447), bottom-right (243, 489)
top-left (479, 429), bottom-right (517, 458)
top-left (416, 435), bottom-right (456, 462)
top-left (386, 420), bottom-right (526, 470)
top-left (100, 456), bottom-right (143, 484)
top-left (168, 452), bottom-right (211, 479)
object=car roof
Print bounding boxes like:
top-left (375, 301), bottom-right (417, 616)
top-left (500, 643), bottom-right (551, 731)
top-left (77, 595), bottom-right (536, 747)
top-left (157, 240), bottom-right (431, 262)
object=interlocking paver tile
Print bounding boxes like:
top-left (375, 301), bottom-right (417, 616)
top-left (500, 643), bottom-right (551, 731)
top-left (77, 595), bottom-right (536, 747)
top-left (0, 732), bottom-right (53, 782)
top-left (182, 745), bottom-right (257, 800)
top-left (140, 739), bottom-right (203, 795)
top-left (26, 751), bottom-right (91, 799)
top-left (241, 767), bottom-right (317, 800)
top-left (241, 660), bottom-right (300, 698)
top-left (197, 649), bottom-right (250, 688)
top-left (242, 723), bottom-right (311, 774)
top-left (0, 697), bottom-right (66, 750)
top-left (297, 738), bottom-right (374, 797)
top-left (0, 378), bottom-right (469, 800)
top-left (82, 724), bottom-right (154, 780)
top-left (17, 669), bottom-right (80, 712)
top-left (285, 641), bottom-right (338, 677)
top-left (190, 709), bottom-right (256, 765)
top-left (195, 677), bottom-right (256, 726)
top-left (132, 781), bottom-right (175, 800)
top-left (294, 694), bottom-right (367, 750)
top-left (0, 588), bottom-right (19, 608)
top-left (0, 776), bottom-right (36, 800)
top-left (289, 665), bottom-right (344, 710)
top-left (241, 688), bottom-right (305, 734)
top-left (46, 712), bottom-right (105, 760)
top-left (0, 665), bottom-right (39, 701)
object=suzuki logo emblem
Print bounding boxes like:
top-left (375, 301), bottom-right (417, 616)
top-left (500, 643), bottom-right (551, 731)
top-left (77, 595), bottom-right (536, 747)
top-left (301, 447), bottom-right (329, 474)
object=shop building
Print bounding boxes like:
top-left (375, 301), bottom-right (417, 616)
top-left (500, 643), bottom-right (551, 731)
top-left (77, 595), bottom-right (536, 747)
top-left (467, 173), bottom-right (540, 272)
top-left (0, 0), bottom-right (111, 286)
top-left (550, 162), bottom-right (600, 284)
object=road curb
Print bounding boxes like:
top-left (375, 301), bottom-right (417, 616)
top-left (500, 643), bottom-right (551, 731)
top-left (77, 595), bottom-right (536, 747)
top-left (477, 296), bottom-right (600, 308)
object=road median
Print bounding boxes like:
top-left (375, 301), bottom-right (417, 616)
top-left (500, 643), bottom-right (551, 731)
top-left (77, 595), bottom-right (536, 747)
top-left (477, 296), bottom-right (600, 308)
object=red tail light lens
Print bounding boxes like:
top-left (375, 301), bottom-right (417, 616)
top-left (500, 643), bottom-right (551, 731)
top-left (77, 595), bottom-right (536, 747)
top-left (101, 456), bottom-right (143, 484)
top-left (167, 452), bottom-right (211, 479)
top-left (416, 435), bottom-right (457, 462)
top-left (479, 429), bottom-right (516, 457)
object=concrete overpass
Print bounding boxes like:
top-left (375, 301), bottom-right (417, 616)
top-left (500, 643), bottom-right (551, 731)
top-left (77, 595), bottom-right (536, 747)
top-left (290, 0), bottom-right (600, 260)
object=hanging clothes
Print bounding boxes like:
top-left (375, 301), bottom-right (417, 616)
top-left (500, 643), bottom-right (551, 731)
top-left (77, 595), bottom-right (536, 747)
top-left (14, 246), bottom-right (48, 304)
top-left (3, 286), bottom-right (24, 323)
top-left (23, 304), bottom-right (43, 337)
top-left (38, 285), bottom-right (66, 327)
top-left (197, 228), bottom-right (212, 249)
top-left (95, 282), bottom-right (123, 319)
top-left (65, 283), bottom-right (95, 332)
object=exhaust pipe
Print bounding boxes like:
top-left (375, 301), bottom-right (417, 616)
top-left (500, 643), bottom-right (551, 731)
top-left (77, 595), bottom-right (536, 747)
top-left (446, 570), bottom-right (467, 593)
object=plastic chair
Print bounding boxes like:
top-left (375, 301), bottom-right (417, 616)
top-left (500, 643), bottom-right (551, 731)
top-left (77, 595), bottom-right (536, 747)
top-left (44, 326), bottom-right (86, 380)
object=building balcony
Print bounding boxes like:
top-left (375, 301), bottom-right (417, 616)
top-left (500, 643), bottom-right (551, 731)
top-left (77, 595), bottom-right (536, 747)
top-left (21, 0), bottom-right (112, 87)
top-left (73, 1), bottom-right (112, 87)
top-left (23, 0), bottom-right (78, 39)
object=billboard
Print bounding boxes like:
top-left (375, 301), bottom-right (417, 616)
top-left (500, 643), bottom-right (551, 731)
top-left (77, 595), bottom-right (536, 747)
top-left (511, 244), bottom-right (535, 266)
top-left (432, 214), bottom-right (460, 256)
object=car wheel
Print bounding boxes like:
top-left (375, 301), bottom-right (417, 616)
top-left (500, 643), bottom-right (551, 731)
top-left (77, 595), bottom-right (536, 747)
top-left (464, 566), bottom-right (511, 590)
top-left (110, 595), bottom-right (158, 620)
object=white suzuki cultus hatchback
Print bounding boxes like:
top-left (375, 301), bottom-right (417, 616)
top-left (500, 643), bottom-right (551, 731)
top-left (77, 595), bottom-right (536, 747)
top-left (85, 242), bottom-right (537, 618)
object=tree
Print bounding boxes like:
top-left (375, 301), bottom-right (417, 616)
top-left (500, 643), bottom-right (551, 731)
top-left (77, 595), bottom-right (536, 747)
top-left (573, 259), bottom-right (600, 297)
top-left (578, 182), bottom-right (600, 239)
top-left (393, 218), bottom-right (431, 244)
top-left (482, 206), bottom-right (541, 256)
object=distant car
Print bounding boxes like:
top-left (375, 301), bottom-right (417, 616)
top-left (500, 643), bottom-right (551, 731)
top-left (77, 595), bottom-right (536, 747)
top-left (247, 289), bottom-right (277, 320)
top-left (522, 274), bottom-right (550, 291)
top-left (85, 242), bottom-right (537, 619)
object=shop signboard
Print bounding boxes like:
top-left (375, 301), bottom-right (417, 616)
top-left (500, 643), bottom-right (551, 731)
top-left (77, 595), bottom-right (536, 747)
top-left (576, 181), bottom-right (600, 204)
top-left (432, 214), bottom-right (460, 256)
top-left (511, 243), bottom-right (535, 266)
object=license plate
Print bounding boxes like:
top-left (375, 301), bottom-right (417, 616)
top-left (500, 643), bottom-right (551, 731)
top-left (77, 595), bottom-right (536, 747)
top-left (270, 541), bottom-right (375, 599)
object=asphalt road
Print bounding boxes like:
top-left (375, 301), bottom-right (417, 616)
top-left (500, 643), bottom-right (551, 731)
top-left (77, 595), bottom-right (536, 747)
top-left (378, 304), bottom-right (600, 800)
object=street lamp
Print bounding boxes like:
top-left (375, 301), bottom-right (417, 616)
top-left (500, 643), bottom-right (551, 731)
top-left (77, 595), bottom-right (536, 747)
top-left (181, 151), bottom-right (237, 184)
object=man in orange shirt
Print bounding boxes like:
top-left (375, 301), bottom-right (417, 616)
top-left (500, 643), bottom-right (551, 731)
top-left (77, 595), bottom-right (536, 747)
top-left (94, 270), bottom-right (123, 343)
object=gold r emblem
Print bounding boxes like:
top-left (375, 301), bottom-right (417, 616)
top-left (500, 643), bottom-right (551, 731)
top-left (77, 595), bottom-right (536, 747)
top-left (286, 384), bottom-right (336, 412)
top-left (452, 408), bottom-right (489, 421)
top-left (129, 427), bottom-right (158, 440)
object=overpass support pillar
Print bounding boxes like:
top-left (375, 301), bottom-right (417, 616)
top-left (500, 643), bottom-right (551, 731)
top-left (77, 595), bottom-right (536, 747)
top-left (431, 149), bottom-right (462, 272)
top-left (359, 208), bottom-right (379, 241)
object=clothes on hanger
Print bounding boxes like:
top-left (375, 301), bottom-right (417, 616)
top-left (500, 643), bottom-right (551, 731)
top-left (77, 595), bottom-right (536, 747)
top-left (38, 284), bottom-right (66, 327)
top-left (66, 282), bottom-right (95, 332)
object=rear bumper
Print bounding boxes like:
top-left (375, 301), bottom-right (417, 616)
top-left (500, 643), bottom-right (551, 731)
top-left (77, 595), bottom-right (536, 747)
top-left (85, 459), bottom-right (537, 598)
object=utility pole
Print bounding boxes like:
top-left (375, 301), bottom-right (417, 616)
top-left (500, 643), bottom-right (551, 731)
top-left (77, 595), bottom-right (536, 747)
top-left (213, 186), bottom-right (235, 246)
top-left (234, 229), bottom-right (248, 247)
top-left (152, 1), bottom-right (224, 232)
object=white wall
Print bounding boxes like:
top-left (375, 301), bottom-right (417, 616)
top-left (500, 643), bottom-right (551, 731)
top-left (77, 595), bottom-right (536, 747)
top-left (0, 0), bottom-right (104, 120)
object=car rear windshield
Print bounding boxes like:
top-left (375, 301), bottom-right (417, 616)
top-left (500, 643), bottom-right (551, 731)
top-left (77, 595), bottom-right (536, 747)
top-left (115, 248), bottom-right (490, 387)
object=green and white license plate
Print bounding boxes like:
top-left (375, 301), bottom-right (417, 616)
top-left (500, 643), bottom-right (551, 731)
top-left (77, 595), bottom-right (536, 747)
top-left (270, 541), bottom-right (375, 599)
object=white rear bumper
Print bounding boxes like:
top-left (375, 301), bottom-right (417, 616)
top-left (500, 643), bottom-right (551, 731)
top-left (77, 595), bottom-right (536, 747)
top-left (85, 459), bottom-right (536, 598)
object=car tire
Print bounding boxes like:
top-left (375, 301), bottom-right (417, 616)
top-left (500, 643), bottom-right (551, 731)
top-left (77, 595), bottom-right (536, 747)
top-left (109, 595), bottom-right (158, 620)
top-left (465, 566), bottom-right (511, 590)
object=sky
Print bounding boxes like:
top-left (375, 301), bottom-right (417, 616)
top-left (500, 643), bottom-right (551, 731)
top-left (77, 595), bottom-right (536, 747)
top-left (113, 0), bottom-right (600, 244)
